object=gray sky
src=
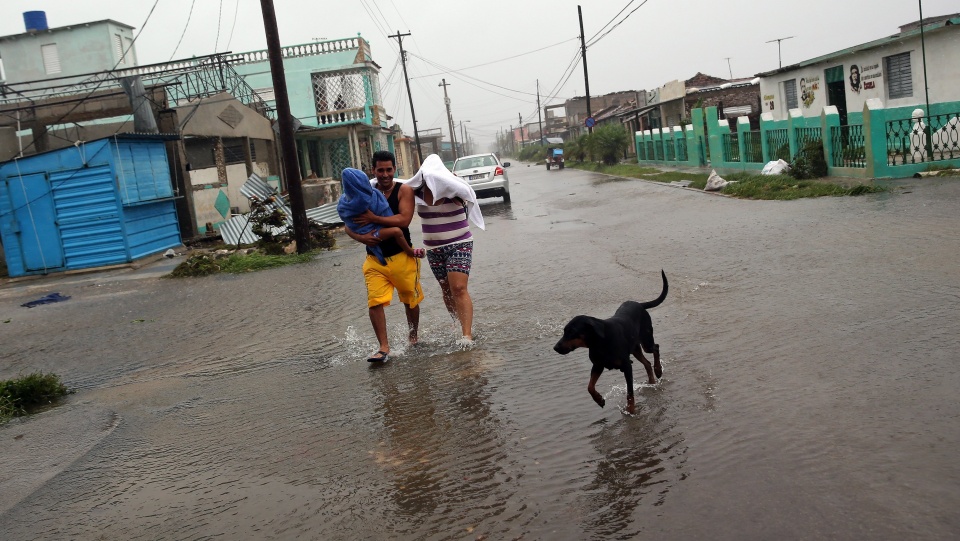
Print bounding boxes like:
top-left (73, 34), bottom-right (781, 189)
top-left (2, 0), bottom-right (956, 148)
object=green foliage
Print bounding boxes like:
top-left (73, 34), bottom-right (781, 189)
top-left (585, 123), bottom-right (630, 164)
top-left (168, 250), bottom-right (319, 278)
top-left (1, 372), bottom-right (71, 422)
top-left (565, 162), bottom-right (885, 200)
top-left (518, 145), bottom-right (548, 162)
top-left (564, 136), bottom-right (588, 163)
top-left (723, 173), bottom-right (884, 200)
top-left (789, 139), bottom-right (828, 180)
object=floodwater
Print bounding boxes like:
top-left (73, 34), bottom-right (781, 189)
top-left (2, 164), bottom-right (959, 540)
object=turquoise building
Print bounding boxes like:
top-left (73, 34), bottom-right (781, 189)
top-left (227, 36), bottom-right (396, 179)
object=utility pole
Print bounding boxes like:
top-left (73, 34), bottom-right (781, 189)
top-left (509, 124), bottom-right (514, 155)
top-left (518, 112), bottom-right (525, 149)
top-left (724, 57), bottom-right (733, 79)
top-left (460, 120), bottom-right (468, 156)
top-left (765, 36), bottom-right (794, 69)
top-left (259, 0), bottom-right (309, 253)
top-left (536, 79), bottom-right (544, 146)
top-left (389, 30), bottom-right (423, 165)
top-left (439, 78), bottom-right (459, 160)
top-left (578, 5), bottom-right (593, 133)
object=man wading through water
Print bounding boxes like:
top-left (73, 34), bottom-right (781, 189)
top-left (347, 150), bottom-right (423, 362)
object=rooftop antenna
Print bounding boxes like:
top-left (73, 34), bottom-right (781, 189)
top-left (765, 36), bottom-right (795, 69)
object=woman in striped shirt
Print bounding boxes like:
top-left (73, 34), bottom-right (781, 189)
top-left (407, 155), bottom-right (486, 347)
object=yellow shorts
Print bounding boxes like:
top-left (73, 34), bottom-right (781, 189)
top-left (363, 252), bottom-right (424, 308)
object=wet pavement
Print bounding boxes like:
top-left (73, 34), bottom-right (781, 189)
top-left (1, 164), bottom-right (959, 540)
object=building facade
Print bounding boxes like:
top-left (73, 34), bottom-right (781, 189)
top-left (0, 14), bottom-right (137, 85)
top-left (757, 14), bottom-right (960, 125)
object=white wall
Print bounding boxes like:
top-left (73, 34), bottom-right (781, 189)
top-left (759, 25), bottom-right (960, 120)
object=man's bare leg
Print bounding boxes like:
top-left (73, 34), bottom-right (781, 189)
top-left (404, 303), bottom-right (420, 345)
top-left (369, 304), bottom-right (390, 359)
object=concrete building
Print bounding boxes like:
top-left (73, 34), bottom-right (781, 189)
top-left (226, 36), bottom-right (398, 178)
top-left (0, 13), bottom-right (137, 85)
top-left (757, 13), bottom-right (960, 125)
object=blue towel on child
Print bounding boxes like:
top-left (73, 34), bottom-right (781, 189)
top-left (337, 168), bottom-right (393, 264)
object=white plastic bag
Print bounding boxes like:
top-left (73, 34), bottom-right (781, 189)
top-left (761, 159), bottom-right (790, 175)
top-left (704, 170), bottom-right (735, 191)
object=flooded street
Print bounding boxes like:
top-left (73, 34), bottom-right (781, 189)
top-left (2, 164), bottom-right (959, 540)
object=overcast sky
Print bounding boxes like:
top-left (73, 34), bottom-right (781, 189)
top-left (2, 0), bottom-right (956, 148)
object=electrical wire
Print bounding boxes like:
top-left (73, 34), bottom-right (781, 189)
top-left (225, 0), bottom-right (241, 51)
top-left (214, 0), bottom-right (225, 52)
top-left (169, 0), bottom-right (198, 60)
top-left (410, 38), bottom-right (579, 79)
top-left (586, 0), bottom-right (638, 44)
top-left (587, 0), bottom-right (652, 47)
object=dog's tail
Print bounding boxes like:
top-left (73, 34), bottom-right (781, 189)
top-left (640, 270), bottom-right (668, 309)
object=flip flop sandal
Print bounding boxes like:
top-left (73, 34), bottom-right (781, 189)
top-left (367, 350), bottom-right (390, 363)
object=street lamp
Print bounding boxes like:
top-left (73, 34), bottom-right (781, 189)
top-left (460, 120), bottom-right (471, 156)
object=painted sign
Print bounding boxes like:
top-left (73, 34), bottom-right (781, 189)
top-left (800, 75), bottom-right (820, 108)
top-left (763, 94), bottom-right (776, 111)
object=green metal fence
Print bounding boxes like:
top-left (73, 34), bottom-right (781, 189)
top-left (654, 139), bottom-right (664, 161)
top-left (766, 128), bottom-right (790, 161)
top-left (886, 112), bottom-right (960, 165)
top-left (831, 125), bottom-right (866, 168)
top-left (743, 131), bottom-right (763, 163)
top-left (677, 136), bottom-right (688, 162)
top-left (722, 133), bottom-right (740, 162)
top-left (665, 139), bottom-right (676, 161)
top-left (796, 127), bottom-right (822, 150)
top-left (646, 141), bottom-right (655, 161)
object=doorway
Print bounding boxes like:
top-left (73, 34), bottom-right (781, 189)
top-left (825, 65), bottom-right (848, 126)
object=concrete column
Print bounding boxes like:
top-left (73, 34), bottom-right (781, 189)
top-left (821, 106), bottom-right (841, 174)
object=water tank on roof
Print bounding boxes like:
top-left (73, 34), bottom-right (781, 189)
top-left (24, 11), bottom-right (49, 32)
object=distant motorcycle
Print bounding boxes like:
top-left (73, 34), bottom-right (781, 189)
top-left (545, 147), bottom-right (565, 170)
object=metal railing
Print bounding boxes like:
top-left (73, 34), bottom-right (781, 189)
top-left (886, 112), bottom-right (960, 165)
top-left (637, 140), bottom-right (647, 160)
top-left (665, 139), bottom-right (676, 161)
top-left (677, 136), bottom-right (688, 162)
top-left (722, 133), bottom-right (740, 162)
top-left (654, 140), bottom-right (664, 161)
top-left (831, 125), bottom-right (866, 168)
top-left (743, 131), bottom-right (763, 163)
top-left (647, 141), bottom-right (655, 161)
top-left (766, 128), bottom-right (790, 161)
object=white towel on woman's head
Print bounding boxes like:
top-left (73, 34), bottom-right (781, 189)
top-left (404, 154), bottom-right (485, 230)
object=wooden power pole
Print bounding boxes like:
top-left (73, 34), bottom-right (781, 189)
top-left (439, 78), bottom-right (459, 160)
top-left (259, 0), bottom-right (309, 252)
top-left (389, 30), bottom-right (423, 165)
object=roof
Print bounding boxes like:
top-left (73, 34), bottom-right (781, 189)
top-left (756, 15), bottom-right (960, 77)
top-left (687, 77), bottom-right (759, 94)
top-left (0, 19), bottom-right (134, 41)
top-left (0, 133), bottom-right (178, 166)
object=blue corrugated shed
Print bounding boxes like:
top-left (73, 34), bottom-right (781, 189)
top-left (0, 134), bottom-right (182, 277)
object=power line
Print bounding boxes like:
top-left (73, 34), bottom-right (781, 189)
top-left (169, 0), bottom-right (198, 60)
top-left (225, 0), bottom-right (241, 51)
top-left (411, 38), bottom-right (578, 79)
top-left (214, 0), bottom-right (225, 52)
top-left (587, 0), bottom-right (638, 44)
top-left (587, 0), bottom-right (652, 47)
top-left (409, 53), bottom-right (542, 100)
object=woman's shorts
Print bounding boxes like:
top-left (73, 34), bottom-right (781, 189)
top-left (426, 241), bottom-right (473, 282)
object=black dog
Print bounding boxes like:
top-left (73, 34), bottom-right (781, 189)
top-left (553, 270), bottom-right (668, 413)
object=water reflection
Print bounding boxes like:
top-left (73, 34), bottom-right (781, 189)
top-left (371, 349), bottom-right (515, 538)
top-left (580, 400), bottom-right (686, 539)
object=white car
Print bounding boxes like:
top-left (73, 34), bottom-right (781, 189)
top-left (452, 153), bottom-right (511, 203)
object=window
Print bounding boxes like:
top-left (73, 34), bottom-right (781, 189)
top-left (884, 52), bottom-right (913, 99)
top-left (223, 139), bottom-right (257, 165)
top-left (114, 34), bottom-right (125, 64)
top-left (125, 37), bottom-right (134, 64)
top-left (41, 43), bottom-right (61, 74)
top-left (783, 79), bottom-right (798, 110)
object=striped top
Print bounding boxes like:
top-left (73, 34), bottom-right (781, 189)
top-left (417, 201), bottom-right (473, 249)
